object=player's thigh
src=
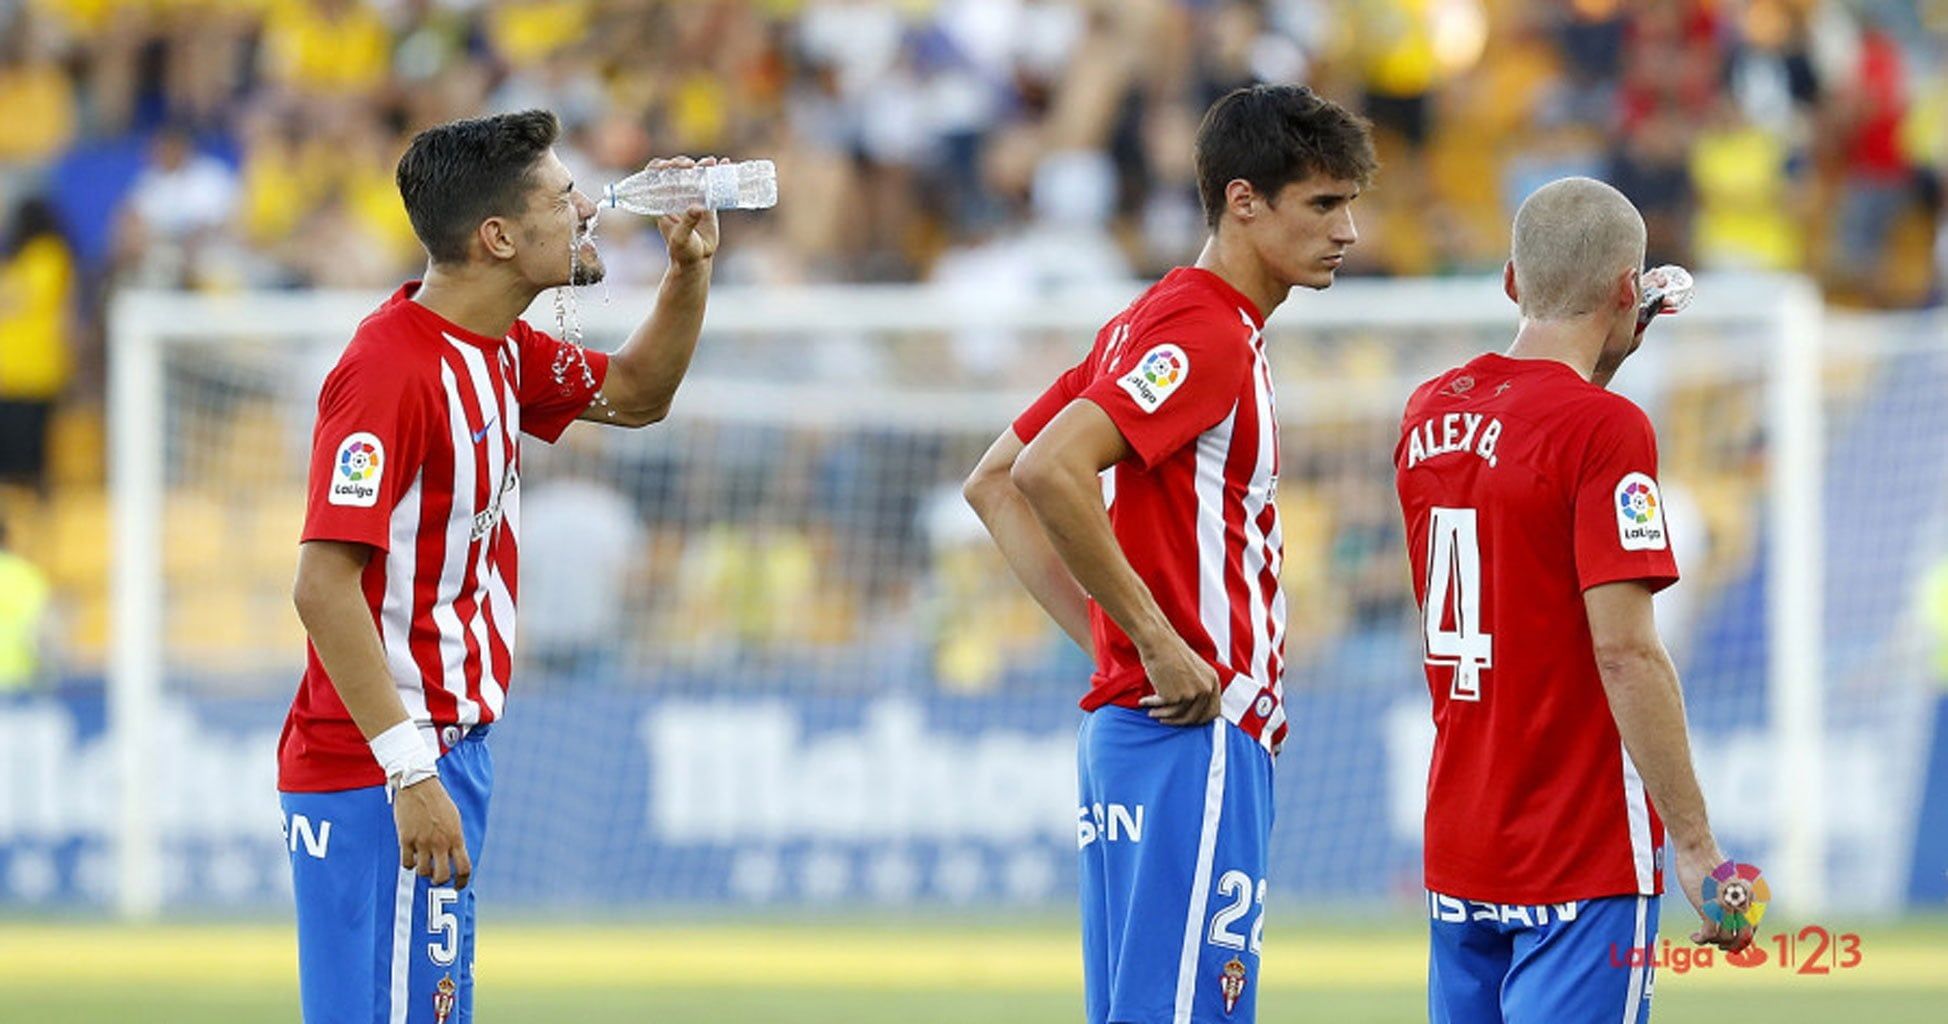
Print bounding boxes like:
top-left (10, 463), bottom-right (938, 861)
top-left (1181, 724), bottom-right (1274, 1024)
top-left (282, 737), bottom-right (493, 1024)
top-left (1426, 894), bottom-right (1514, 1024)
top-left (282, 784), bottom-right (399, 1024)
top-left (393, 737), bottom-right (493, 1024)
top-left (1079, 709), bottom-right (1274, 1023)
top-left (1502, 895), bottom-right (1657, 1024)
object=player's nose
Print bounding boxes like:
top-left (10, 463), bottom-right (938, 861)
top-left (1332, 209), bottom-right (1359, 246)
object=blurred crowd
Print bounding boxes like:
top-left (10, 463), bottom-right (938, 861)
top-left (0, 0), bottom-right (1944, 689)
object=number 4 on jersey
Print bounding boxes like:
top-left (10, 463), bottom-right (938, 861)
top-left (1424, 507), bottom-right (1493, 701)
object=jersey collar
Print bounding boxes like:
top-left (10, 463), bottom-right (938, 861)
top-left (391, 281), bottom-right (511, 351)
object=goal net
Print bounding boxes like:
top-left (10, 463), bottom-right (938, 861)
top-left (69, 274), bottom-right (1930, 918)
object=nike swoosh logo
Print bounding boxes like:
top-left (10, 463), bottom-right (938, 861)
top-left (472, 419), bottom-right (496, 443)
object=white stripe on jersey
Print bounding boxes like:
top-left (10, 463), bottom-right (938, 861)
top-left (453, 342), bottom-right (509, 718)
top-left (481, 365), bottom-right (522, 718)
top-left (435, 357), bottom-right (483, 727)
top-left (380, 472), bottom-right (435, 749)
top-left (1195, 408), bottom-right (1240, 663)
top-left (387, 865), bottom-right (416, 1024)
top-left (1621, 742), bottom-right (1655, 893)
top-left (1255, 349), bottom-right (1288, 688)
top-left (1174, 718), bottom-right (1230, 1024)
top-left (1238, 348), bottom-right (1275, 687)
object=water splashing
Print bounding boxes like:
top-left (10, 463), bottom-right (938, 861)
top-left (552, 211), bottom-right (612, 417)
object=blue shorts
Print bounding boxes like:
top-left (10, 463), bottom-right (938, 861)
top-left (1427, 890), bottom-right (1658, 1024)
top-left (280, 728), bottom-right (492, 1024)
top-left (1077, 707), bottom-right (1276, 1024)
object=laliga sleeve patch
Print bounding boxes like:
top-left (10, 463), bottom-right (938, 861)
top-left (329, 432), bottom-right (385, 508)
top-left (1115, 344), bottom-right (1189, 413)
top-left (1614, 472), bottom-right (1668, 551)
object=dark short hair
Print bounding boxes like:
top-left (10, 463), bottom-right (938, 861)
top-left (1194, 85), bottom-right (1377, 229)
top-left (395, 110), bottom-right (560, 265)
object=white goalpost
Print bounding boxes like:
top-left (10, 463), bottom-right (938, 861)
top-left (105, 274), bottom-right (1832, 919)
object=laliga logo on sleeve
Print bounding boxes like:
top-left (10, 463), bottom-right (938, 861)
top-left (1117, 344), bottom-right (1188, 413)
top-left (330, 432), bottom-right (384, 508)
top-left (1614, 472), bottom-right (1667, 551)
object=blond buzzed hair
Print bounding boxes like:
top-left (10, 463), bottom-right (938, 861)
top-left (1510, 177), bottom-right (1647, 320)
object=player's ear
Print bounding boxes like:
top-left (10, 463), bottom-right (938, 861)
top-left (1502, 261), bottom-right (1518, 305)
top-left (1615, 265), bottom-right (1639, 311)
top-left (1224, 178), bottom-right (1257, 223)
top-left (478, 216), bottom-right (518, 262)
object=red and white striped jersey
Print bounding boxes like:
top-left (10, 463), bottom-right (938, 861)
top-left (1395, 353), bottom-right (1678, 903)
top-left (278, 282), bottom-right (607, 792)
top-left (1014, 267), bottom-right (1287, 754)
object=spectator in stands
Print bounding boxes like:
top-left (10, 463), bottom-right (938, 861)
top-left (519, 441), bottom-right (647, 682)
top-left (1826, 21), bottom-right (1917, 304)
top-left (113, 124), bottom-right (239, 288)
top-left (1688, 97), bottom-right (1802, 271)
top-left (0, 514), bottom-right (52, 691)
top-left (0, 8), bottom-right (77, 203)
top-left (0, 196), bottom-right (75, 492)
top-left (260, 0), bottom-right (392, 104)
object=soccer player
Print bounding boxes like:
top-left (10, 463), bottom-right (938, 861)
top-left (277, 110), bottom-right (719, 1023)
top-left (963, 85), bottom-right (1375, 1024)
top-left (1393, 177), bottom-right (1753, 1024)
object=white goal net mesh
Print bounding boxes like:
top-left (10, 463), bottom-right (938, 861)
top-left (49, 277), bottom-right (1937, 916)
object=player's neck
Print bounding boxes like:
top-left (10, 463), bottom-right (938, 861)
top-left (1506, 319), bottom-right (1605, 382)
top-left (1194, 237), bottom-right (1279, 321)
top-left (412, 264), bottom-right (541, 340)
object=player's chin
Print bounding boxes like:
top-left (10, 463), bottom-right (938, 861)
top-left (1295, 266), bottom-right (1338, 290)
top-left (569, 259), bottom-right (606, 287)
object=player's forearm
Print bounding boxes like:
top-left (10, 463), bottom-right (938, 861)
top-left (293, 547), bottom-right (412, 742)
top-left (606, 258), bottom-right (713, 425)
top-left (965, 476), bottom-right (1094, 655)
top-left (1596, 642), bottom-right (1717, 852)
top-left (1011, 456), bottom-right (1174, 654)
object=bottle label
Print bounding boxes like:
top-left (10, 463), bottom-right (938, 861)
top-left (703, 164), bottom-right (739, 210)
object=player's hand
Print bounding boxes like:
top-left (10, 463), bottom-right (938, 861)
top-left (651, 155), bottom-right (720, 268)
top-left (1673, 839), bottom-right (1754, 953)
top-left (1137, 634), bottom-right (1222, 726)
top-left (395, 777), bottom-right (472, 889)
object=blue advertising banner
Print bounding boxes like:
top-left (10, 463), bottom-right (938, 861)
top-left (0, 683), bottom-right (1930, 911)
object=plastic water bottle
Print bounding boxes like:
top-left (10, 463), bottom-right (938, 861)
top-left (601, 160), bottom-right (778, 215)
top-left (1637, 264), bottom-right (1693, 332)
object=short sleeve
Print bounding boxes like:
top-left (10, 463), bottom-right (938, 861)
top-left (1012, 356), bottom-right (1094, 444)
top-left (513, 321), bottom-right (610, 442)
top-left (1077, 310), bottom-right (1252, 470)
top-left (1573, 401), bottom-right (1680, 593)
top-left (302, 352), bottom-right (433, 550)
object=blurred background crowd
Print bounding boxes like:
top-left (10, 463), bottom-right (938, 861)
top-left (0, 0), bottom-right (1944, 693)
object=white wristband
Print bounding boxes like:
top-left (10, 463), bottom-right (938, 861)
top-left (369, 720), bottom-right (438, 793)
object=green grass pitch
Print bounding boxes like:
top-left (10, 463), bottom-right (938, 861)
top-left (1, 914), bottom-right (1942, 1022)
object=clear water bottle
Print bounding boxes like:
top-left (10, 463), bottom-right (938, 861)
top-left (601, 159), bottom-right (778, 215)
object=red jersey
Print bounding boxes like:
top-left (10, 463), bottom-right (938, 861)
top-left (1394, 352), bottom-right (1678, 903)
top-left (1014, 267), bottom-right (1287, 754)
top-left (278, 283), bottom-right (608, 792)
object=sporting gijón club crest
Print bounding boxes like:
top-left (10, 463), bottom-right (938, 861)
top-left (1220, 956), bottom-right (1248, 1013)
top-left (433, 975), bottom-right (457, 1024)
